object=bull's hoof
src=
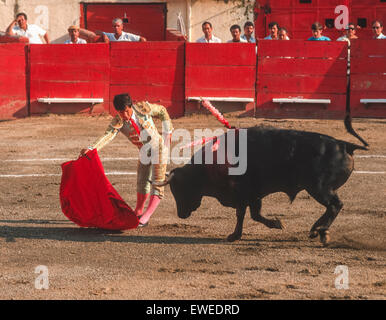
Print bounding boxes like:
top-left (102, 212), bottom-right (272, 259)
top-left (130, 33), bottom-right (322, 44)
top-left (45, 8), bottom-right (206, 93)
top-left (319, 230), bottom-right (330, 246)
top-left (272, 218), bottom-right (284, 230)
top-left (227, 233), bottom-right (242, 242)
top-left (309, 230), bottom-right (319, 239)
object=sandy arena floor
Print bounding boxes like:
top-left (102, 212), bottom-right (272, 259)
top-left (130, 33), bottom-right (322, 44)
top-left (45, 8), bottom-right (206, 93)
top-left (0, 113), bottom-right (385, 300)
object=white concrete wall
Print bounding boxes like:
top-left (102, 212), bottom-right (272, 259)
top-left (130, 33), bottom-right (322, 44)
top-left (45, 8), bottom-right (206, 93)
top-left (0, 0), bottom-right (188, 43)
top-left (0, 0), bottom-right (255, 43)
top-left (189, 0), bottom-right (255, 42)
top-left (0, 0), bottom-right (81, 43)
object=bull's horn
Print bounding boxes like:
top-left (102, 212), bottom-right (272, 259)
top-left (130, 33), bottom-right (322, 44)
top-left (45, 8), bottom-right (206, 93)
top-left (151, 172), bottom-right (175, 187)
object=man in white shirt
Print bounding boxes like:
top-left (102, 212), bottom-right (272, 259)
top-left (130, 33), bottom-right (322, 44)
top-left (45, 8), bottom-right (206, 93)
top-left (196, 21), bottom-right (222, 43)
top-left (6, 12), bottom-right (49, 44)
top-left (102, 18), bottom-right (146, 42)
top-left (227, 24), bottom-right (248, 43)
top-left (64, 25), bottom-right (87, 44)
top-left (372, 20), bottom-right (386, 39)
top-left (337, 23), bottom-right (358, 42)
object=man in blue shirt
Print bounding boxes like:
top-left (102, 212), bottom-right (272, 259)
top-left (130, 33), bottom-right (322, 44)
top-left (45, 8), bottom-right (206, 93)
top-left (264, 22), bottom-right (279, 40)
top-left (241, 21), bottom-right (256, 43)
top-left (308, 22), bottom-right (331, 41)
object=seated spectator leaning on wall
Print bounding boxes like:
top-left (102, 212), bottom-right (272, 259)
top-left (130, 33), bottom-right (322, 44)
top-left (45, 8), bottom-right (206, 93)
top-left (264, 22), bottom-right (279, 40)
top-left (337, 23), bottom-right (358, 41)
top-left (6, 12), bottom-right (49, 44)
top-left (241, 21), bottom-right (256, 43)
top-left (65, 25), bottom-right (87, 44)
top-left (372, 20), bottom-right (386, 39)
top-left (278, 27), bottom-right (290, 40)
top-left (227, 25), bottom-right (247, 43)
top-left (102, 18), bottom-right (146, 42)
top-left (308, 22), bottom-right (331, 41)
top-left (196, 21), bottom-right (222, 43)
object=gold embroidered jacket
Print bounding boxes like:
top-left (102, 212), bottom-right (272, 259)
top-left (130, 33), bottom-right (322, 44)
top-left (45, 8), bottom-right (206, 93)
top-left (90, 101), bottom-right (173, 151)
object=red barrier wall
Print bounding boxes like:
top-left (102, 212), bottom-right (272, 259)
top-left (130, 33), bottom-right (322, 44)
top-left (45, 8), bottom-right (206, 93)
top-left (109, 42), bottom-right (185, 117)
top-left (0, 41), bottom-right (385, 120)
top-left (0, 43), bottom-right (28, 119)
top-left (350, 40), bottom-right (386, 118)
top-left (29, 43), bottom-right (110, 115)
top-left (166, 29), bottom-right (186, 41)
top-left (254, 0), bottom-right (386, 41)
top-left (350, 1), bottom-right (386, 40)
top-left (185, 43), bottom-right (256, 99)
top-left (256, 40), bottom-right (348, 119)
top-left (0, 35), bottom-right (29, 43)
top-left (81, 3), bottom-right (167, 41)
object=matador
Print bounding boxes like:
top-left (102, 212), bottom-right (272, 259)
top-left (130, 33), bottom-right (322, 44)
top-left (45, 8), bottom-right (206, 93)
top-left (80, 93), bottom-right (173, 227)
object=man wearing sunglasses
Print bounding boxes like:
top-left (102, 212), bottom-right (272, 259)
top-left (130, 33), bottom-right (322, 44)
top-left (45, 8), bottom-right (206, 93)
top-left (337, 23), bottom-right (358, 42)
top-left (372, 20), bottom-right (386, 39)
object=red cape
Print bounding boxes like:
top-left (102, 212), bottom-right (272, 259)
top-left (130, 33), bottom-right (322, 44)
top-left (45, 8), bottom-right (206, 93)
top-left (60, 149), bottom-right (139, 230)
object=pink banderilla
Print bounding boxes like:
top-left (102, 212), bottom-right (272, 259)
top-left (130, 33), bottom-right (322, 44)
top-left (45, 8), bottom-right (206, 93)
top-left (179, 136), bottom-right (219, 151)
top-left (179, 98), bottom-right (231, 151)
top-left (200, 98), bottom-right (232, 129)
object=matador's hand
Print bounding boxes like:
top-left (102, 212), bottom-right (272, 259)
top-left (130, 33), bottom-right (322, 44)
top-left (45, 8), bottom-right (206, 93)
top-left (79, 148), bottom-right (91, 159)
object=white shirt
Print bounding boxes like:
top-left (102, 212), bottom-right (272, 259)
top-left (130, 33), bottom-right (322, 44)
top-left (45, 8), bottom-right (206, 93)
top-left (241, 35), bottom-right (256, 43)
top-left (12, 24), bottom-right (46, 44)
top-left (196, 35), bottom-right (222, 43)
top-left (64, 38), bottom-right (87, 44)
top-left (265, 35), bottom-right (290, 40)
top-left (227, 38), bottom-right (248, 43)
top-left (337, 35), bottom-right (350, 42)
top-left (130, 111), bottom-right (142, 130)
top-left (375, 33), bottom-right (386, 39)
top-left (104, 31), bottom-right (140, 42)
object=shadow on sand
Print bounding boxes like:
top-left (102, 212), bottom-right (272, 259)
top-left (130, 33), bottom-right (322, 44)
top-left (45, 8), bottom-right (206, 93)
top-left (0, 221), bottom-right (228, 245)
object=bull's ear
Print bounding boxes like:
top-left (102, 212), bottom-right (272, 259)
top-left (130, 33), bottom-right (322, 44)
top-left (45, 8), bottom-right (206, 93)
top-left (165, 168), bottom-right (176, 178)
top-left (151, 172), bottom-right (175, 187)
top-left (169, 168), bottom-right (180, 180)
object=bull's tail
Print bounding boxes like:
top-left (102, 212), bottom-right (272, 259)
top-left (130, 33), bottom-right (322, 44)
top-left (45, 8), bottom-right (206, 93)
top-left (344, 114), bottom-right (369, 148)
top-left (345, 55), bottom-right (369, 148)
top-left (343, 140), bottom-right (368, 155)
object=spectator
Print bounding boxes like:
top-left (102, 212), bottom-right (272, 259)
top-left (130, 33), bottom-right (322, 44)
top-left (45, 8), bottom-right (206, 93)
top-left (337, 23), bottom-right (358, 41)
top-left (102, 18), bottom-right (146, 42)
top-left (241, 21), bottom-right (256, 43)
top-left (196, 21), bottom-right (222, 43)
top-left (264, 22), bottom-right (279, 40)
top-left (278, 27), bottom-right (290, 40)
top-left (6, 12), bottom-right (49, 44)
top-left (372, 20), bottom-right (386, 39)
top-left (64, 25), bottom-right (87, 44)
top-left (308, 22), bottom-right (331, 41)
top-left (227, 24), bottom-right (247, 43)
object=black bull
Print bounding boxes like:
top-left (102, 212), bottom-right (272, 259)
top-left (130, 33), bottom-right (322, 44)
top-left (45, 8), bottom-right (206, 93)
top-left (157, 126), bottom-right (368, 245)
